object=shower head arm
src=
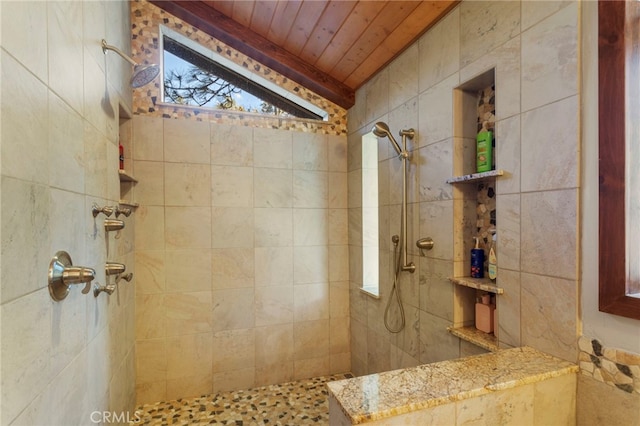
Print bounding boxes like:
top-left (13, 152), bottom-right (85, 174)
top-left (101, 39), bottom-right (138, 67)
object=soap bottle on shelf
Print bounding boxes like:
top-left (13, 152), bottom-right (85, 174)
top-left (470, 237), bottom-right (484, 278)
top-left (476, 121), bottom-right (493, 173)
top-left (475, 293), bottom-right (495, 333)
top-left (488, 230), bottom-right (497, 281)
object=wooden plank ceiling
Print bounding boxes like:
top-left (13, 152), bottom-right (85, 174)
top-left (149, 1), bottom-right (458, 109)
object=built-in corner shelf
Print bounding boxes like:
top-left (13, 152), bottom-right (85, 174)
top-left (118, 169), bottom-right (138, 183)
top-left (446, 169), bottom-right (504, 184)
top-left (119, 200), bottom-right (139, 208)
top-left (448, 277), bottom-right (504, 294)
top-left (447, 326), bottom-right (499, 352)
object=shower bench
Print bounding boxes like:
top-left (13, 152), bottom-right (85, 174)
top-left (327, 346), bottom-right (578, 425)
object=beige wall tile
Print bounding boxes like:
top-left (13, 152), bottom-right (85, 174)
top-left (49, 94), bottom-right (84, 193)
top-left (136, 293), bottom-right (165, 340)
top-left (166, 373), bottom-right (212, 401)
top-left (164, 119), bottom-right (210, 164)
top-left (1, 2), bottom-right (48, 82)
top-left (418, 311), bottom-right (460, 364)
top-left (367, 328), bottom-right (391, 374)
top-left (521, 189), bottom-right (577, 279)
top-left (418, 8), bottom-right (460, 93)
top-left (293, 132), bottom-right (328, 171)
top-left (521, 96), bottom-right (578, 191)
top-left (521, 3), bottom-right (578, 111)
top-left (135, 206), bottom-right (165, 250)
top-left (418, 258), bottom-right (454, 321)
top-left (294, 246), bottom-right (329, 284)
top-left (294, 283), bottom-right (330, 322)
top-left (328, 134), bottom-right (347, 172)
top-left (418, 73), bottom-right (458, 148)
top-left (534, 374), bottom-right (576, 425)
top-left (164, 291), bottom-right (213, 337)
top-left (211, 123), bottom-right (253, 166)
top-left (294, 319), bottom-right (330, 361)
top-left (136, 339), bottom-right (167, 385)
top-left (135, 250), bottom-right (166, 294)
top-left (418, 139), bottom-right (454, 202)
top-left (460, 1), bottom-right (520, 68)
top-left (254, 128), bottom-right (292, 169)
top-left (255, 323), bottom-right (294, 367)
top-left (521, 272), bottom-right (577, 361)
top-left (212, 207), bottom-right (254, 248)
top-left (496, 193), bottom-right (520, 271)
top-left (133, 161), bottom-right (165, 205)
top-left (330, 352), bottom-right (352, 374)
top-left (328, 172), bottom-right (348, 208)
top-left (329, 246), bottom-right (349, 283)
top-left (254, 246), bottom-right (293, 287)
top-left (211, 165), bottom-right (253, 207)
top-left (577, 374), bottom-right (640, 426)
top-left (419, 200), bottom-right (454, 261)
top-left (212, 288), bottom-right (255, 332)
top-left (293, 170), bottom-right (328, 208)
top-left (254, 208), bottom-right (292, 247)
top-left (495, 115), bottom-right (521, 195)
top-left (133, 115), bottom-right (164, 162)
top-left (328, 209), bottom-right (348, 246)
top-left (212, 248), bottom-right (255, 289)
top-left (165, 249), bottom-right (212, 292)
top-left (213, 368), bottom-right (255, 393)
top-left (165, 206), bottom-right (211, 249)
top-left (330, 281), bottom-right (350, 319)
top-left (456, 384), bottom-right (534, 425)
top-left (294, 356), bottom-right (330, 381)
top-left (135, 381), bottom-right (166, 406)
top-left (496, 269), bottom-right (521, 348)
top-left (166, 333), bottom-right (213, 380)
top-left (389, 44), bottom-right (418, 111)
top-left (83, 122), bottom-right (109, 199)
top-left (212, 328), bottom-right (255, 373)
top-left (294, 209), bottom-right (328, 246)
top-left (364, 69), bottom-right (389, 125)
top-left (255, 285), bottom-right (294, 326)
top-left (255, 362), bottom-right (294, 387)
top-left (330, 317), bottom-right (350, 355)
top-left (164, 163), bottom-right (211, 206)
top-left (254, 168), bottom-right (292, 208)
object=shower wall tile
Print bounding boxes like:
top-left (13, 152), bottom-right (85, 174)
top-left (211, 165), bottom-right (253, 207)
top-left (255, 285), bottom-right (294, 326)
top-left (328, 172), bottom-right (348, 208)
top-left (165, 206), bottom-right (212, 249)
top-left (329, 209), bottom-right (349, 246)
top-left (134, 161), bottom-right (165, 205)
top-left (254, 168), bottom-right (292, 208)
top-left (211, 124), bottom-right (254, 166)
top-left (329, 246), bottom-right (350, 283)
top-left (521, 0), bottom-right (573, 31)
top-left (419, 257), bottom-right (454, 322)
top-left (460, 1), bottom-right (520, 68)
top-left (294, 319), bottom-right (330, 360)
top-left (496, 193), bottom-right (521, 271)
top-left (419, 200), bottom-right (454, 261)
top-left (136, 293), bottom-right (166, 340)
top-left (521, 272), bottom-right (577, 361)
top-left (49, 94), bottom-right (84, 193)
top-left (166, 333), bottom-right (213, 381)
top-left (254, 208), bottom-right (293, 247)
top-left (84, 50), bottom-right (114, 140)
top-left (254, 246), bottom-right (293, 287)
top-left (293, 170), bottom-right (328, 208)
top-left (164, 291), bottom-right (213, 336)
top-left (495, 115), bottom-right (521, 195)
top-left (496, 269), bottom-right (521, 348)
top-left (418, 73), bottom-right (458, 148)
top-left (255, 362), bottom-right (294, 387)
top-left (418, 7), bottom-right (459, 92)
top-left (294, 209), bottom-right (328, 246)
top-left (213, 368), bottom-right (256, 393)
top-left (166, 373), bottom-right (212, 402)
top-left (253, 128), bottom-right (293, 169)
top-left (294, 283), bottom-right (330, 322)
top-left (328, 134), bottom-right (348, 172)
top-left (164, 119), bottom-right (210, 164)
top-left (293, 131), bottom-right (328, 171)
top-left (418, 138), bottom-right (454, 202)
top-left (293, 246), bottom-right (329, 284)
top-left (48, 1), bottom-right (84, 114)
top-left (389, 44), bottom-right (419, 111)
top-left (521, 3), bottom-right (578, 112)
top-left (367, 328), bottom-right (391, 374)
top-left (212, 288), bottom-right (255, 332)
top-left (418, 311), bottom-right (461, 364)
top-left (365, 69), bottom-right (389, 125)
top-left (521, 189), bottom-right (577, 280)
top-left (135, 206), bottom-right (165, 250)
top-left (84, 122), bottom-right (109, 198)
top-left (164, 163), bottom-right (211, 206)
top-left (521, 96), bottom-right (578, 192)
top-left (211, 248), bottom-right (255, 289)
top-left (133, 115), bottom-right (164, 162)
top-left (211, 207), bottom-right (254, 248)
top-left (212, 328), bottom-right (255, 373)
top-left (255, 323), bottom-right (294, 367)
top-left (330, 282), bottom-right (350, 318)
top-left (1, 52), bottom-right (49, 185)
top-left (294, 356), bottom-right (330, 380)
top-left (0, 177), bottom-right (51, 304)
top-left (135, 250), bottom-right (166, 294)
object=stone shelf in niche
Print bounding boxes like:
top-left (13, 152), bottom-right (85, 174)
top-left (119, 200), bottom-right (139, 208)
top-left (449, 277), bottom-right (504, 294)
top-left (118, 169), bottom-right (138, 183)
top-left (447, 326), bottom-right (499, 352)
top-left (446, 169), bottom-right (504, 184)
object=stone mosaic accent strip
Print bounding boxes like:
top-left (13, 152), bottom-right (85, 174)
top-left (578, 336), bottom-right (640, 394)
top-left (130, 0), bottom-right (347, 135)
top-left (132, 373), bottom-right (353, 425)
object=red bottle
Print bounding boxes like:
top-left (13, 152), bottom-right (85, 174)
top-left (119, 143), bottom-right (124, 170)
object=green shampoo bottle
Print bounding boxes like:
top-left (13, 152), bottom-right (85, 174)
top-left (476, 121), bottom-right (493, 173)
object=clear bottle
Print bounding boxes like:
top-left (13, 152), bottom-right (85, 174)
top-left (488, 231), bottom-right (497, 281)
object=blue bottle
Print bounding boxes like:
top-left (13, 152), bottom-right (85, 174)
top-left (471, 237), bottom-right (484, 278)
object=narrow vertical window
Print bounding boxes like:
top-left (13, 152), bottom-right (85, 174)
top-left (362, 132), bottom-right (379, 296)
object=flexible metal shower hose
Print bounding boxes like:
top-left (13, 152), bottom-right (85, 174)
top-left (384, 236), bottom-right (405, 333)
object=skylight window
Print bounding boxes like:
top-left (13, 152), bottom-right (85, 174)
top-left (160, 27), bottom-right (327, 120)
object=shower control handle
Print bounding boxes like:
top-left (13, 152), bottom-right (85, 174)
top-left (48, 251), bottom-right (96, 301)
top-left (416, 237), bottom-right (434, 252)
top-left (94, 283), bottom-right (117, 297)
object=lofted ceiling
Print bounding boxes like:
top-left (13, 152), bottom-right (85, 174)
top-left (149, 0), bottom-right (459, 109)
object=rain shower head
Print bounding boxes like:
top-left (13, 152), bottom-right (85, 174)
top-left (101, 39), bottom-right (159, 88)
top-left (372, 121), bottom-right (403, 156)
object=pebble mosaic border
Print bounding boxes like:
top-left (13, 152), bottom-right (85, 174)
top-left (130, 0), bottom-right (347, 136)
top-left (132, 373), bottom-right (353, 425)
top-left (578, 336), bottom-right (640, 395)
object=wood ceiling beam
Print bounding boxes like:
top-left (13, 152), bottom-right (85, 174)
top-left (149, 0), bottom-right (355, 109)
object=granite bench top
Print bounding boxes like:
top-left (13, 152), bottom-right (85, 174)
top-left (327, 346), bottom-right (578, 424)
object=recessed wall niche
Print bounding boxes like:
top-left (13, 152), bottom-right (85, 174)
top-left (449, 68), bottom-right (504, 352)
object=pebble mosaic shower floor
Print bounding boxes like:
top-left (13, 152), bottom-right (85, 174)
top-left (132, 373), bottom-right (353, 425)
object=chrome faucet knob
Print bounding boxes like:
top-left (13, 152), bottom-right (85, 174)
top-left (93, 283), bottom-right (117, 297)
top-left (117, 273), bottom-right (133, 283)
top-left (48, 251), bottom-right (97, 301)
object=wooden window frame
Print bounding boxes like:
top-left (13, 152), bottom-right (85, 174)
top-left (598, 0), bottom-right (640, 320)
